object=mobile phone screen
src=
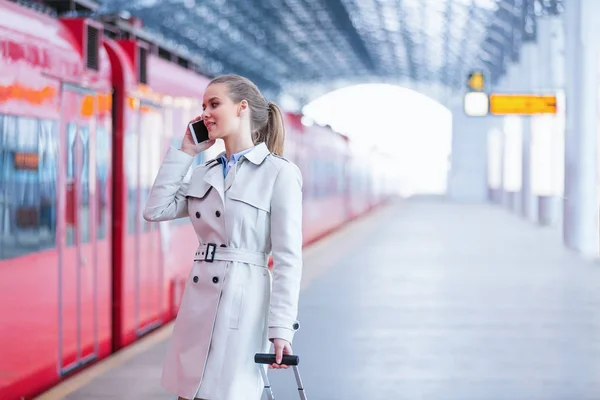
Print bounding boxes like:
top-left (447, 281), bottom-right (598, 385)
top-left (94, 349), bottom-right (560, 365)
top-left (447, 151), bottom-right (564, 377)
top-left (190, 120), bottom-right (209, 144)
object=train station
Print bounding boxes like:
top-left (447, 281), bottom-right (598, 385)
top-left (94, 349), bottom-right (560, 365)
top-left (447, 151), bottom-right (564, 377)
top-left (2, 0), bottom-right (600, 399)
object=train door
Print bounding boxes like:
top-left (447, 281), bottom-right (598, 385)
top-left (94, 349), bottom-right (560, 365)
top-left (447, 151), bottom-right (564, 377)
top-left (133, 100), bottom-right (164, 336)
top-left (58, 85), bottom-right (99, 375)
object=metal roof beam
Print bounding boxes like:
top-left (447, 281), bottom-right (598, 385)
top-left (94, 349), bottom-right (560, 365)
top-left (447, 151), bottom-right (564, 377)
top-left (441, 0), bottom-right (454, 86)
top-left (373, 0), bottom-right (401, 76)
top-left (417, 0), bottom-right (428, 82)
top-left (539, 0), bottom-right (562, 15)
top-left (295, 0), bottom-right (365, 76)
top-left (522, 0), bottom-right (537, 42)
top-left (283, 0), bottom-right (354, 77)
top-left (140, 10), bottom-right (283, 92)
top-left (320, 0), bottom-right (377, 72)
top-left (228, 0), bottom-right (316, 80)
top-left (394, 0), bottom-right (417, 81)
top-left (451, 0), bottom-right (479, 88)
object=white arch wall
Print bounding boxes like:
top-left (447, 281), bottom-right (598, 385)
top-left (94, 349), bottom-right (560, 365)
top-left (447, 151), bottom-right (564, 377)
top-left (301, 83), bottom-right (453, 198)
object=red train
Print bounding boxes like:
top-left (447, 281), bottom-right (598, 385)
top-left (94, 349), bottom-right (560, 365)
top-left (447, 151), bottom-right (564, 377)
top-left (0, 1), bottom-right (396, 399)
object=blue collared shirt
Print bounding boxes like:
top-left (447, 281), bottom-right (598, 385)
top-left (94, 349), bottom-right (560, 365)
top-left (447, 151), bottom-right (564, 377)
top-left (220, 147), bottom-right (254, 178)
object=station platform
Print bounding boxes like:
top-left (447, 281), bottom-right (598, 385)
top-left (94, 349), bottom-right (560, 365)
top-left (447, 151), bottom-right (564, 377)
top-left (35, 198), bottom-right (600, 400)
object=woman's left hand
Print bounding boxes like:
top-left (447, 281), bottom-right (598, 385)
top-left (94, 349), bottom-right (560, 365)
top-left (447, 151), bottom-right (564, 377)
top-left (270, 338), bottom-right (292, 369)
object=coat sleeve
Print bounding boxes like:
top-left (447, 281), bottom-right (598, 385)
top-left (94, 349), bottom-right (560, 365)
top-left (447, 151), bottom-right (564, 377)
top-left (143, 147), bottom-right (195, 222)
top-left (268, 161), bottom-right (303, 344)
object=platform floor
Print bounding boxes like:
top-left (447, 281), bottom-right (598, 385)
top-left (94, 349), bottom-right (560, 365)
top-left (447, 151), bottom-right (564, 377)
top-left (37, 198), bottom-right (600, 400)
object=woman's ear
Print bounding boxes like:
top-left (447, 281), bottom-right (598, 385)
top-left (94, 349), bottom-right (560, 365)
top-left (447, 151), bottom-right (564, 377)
top-left (238, 100), bottom-right (248, 116)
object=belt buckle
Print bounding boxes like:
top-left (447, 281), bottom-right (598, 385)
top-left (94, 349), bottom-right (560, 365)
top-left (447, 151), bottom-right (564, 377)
top-left (205, 243), bottom-right (216, 262)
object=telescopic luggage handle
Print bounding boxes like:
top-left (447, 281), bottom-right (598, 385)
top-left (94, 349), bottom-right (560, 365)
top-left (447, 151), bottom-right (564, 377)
top-left (255, 353), bottom-right (307, 400)
top-left (254, 353), bottom-right (299, 366)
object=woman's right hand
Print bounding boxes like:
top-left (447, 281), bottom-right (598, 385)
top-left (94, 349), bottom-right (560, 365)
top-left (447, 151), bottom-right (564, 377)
top-left (180, 116), bottom-right (216, 157)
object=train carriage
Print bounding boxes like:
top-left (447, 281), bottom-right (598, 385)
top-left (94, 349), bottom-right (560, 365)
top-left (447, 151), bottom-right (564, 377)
top-left (0, 1), bottom-right (114, 396)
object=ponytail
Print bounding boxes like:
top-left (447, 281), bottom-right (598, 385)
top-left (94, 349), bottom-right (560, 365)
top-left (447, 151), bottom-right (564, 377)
top-left (256, 101), bottom-right (285, 156)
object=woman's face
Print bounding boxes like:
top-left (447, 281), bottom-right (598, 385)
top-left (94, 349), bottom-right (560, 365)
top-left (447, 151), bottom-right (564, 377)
top-left (201, 83), bottom-right (242, 141)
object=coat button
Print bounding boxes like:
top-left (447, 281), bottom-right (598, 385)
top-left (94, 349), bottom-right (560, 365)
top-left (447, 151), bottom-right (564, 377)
top-left (193, 276), bottom-right (198, 283)
top-left (293, 322), bottom-right (300, 330)
top-left (212, 276), bottom-right (219, 284)
top-left (215, 210), bottom-right (221, 217)
top-left (195, 211), bottom-right (201, 218)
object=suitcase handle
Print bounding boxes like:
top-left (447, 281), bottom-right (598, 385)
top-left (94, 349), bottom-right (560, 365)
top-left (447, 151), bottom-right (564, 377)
top-left (254, 353), bottom-right (299, 366)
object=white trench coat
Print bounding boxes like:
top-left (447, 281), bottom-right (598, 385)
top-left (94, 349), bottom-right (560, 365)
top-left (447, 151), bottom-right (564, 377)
top-left (143, 142), bottom-right (303, 400)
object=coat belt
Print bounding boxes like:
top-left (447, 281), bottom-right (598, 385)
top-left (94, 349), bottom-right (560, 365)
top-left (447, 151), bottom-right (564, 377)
top-left (194, 243), bottom-right (269, 267)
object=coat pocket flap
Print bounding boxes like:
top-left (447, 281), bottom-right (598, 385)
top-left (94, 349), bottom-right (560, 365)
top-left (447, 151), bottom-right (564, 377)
top-left (229, 190), bottom-right (270, 212)
top-left (185, 179), bottom-right (212, 199)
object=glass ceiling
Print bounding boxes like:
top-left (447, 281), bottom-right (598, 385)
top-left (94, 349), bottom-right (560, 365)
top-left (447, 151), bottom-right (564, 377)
top-left (95, 0), bottom-right (563, 103)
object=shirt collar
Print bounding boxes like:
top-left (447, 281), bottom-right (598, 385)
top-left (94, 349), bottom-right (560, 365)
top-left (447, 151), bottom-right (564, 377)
top-left (217, 142), bottom-right (270, 166)
top-left (220, 146), bottom-right (254, 165)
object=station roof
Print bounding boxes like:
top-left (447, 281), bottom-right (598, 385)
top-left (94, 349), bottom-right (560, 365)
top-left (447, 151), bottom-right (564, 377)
top-left (43, 0), bottom-right (564, 105)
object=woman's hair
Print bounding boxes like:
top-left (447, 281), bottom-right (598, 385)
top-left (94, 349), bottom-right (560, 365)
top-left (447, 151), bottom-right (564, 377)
top-left (208, 74), bottom-right (285, 156)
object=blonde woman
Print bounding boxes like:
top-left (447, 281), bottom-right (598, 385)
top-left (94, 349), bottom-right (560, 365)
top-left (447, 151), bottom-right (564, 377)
top-left (143, 74), bottom-right (303, 400)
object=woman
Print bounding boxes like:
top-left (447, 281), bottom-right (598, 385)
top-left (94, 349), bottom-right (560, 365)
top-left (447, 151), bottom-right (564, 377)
top-left (143, 74), bottom-right (303, 400)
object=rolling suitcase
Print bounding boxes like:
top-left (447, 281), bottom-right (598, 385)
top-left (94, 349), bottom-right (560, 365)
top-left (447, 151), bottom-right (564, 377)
top-left (255, 353), bottom-right (307, 400)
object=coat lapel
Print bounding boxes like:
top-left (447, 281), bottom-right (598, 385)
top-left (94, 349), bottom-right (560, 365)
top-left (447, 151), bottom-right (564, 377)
top-left (203, 162), bottom-right (225, 204)
top-left (224, 160), bottom-right (237, 192)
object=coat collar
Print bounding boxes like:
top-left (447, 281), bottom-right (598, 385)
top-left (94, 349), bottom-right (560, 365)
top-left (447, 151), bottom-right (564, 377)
top-left (206, 142), bottom-right (269, 167)
top-left (200, 142), bottom-right (269, 203)
top-left (224, 142), bottom-right (268, 191)
top-left (243, 142), bottom-right (270, 165)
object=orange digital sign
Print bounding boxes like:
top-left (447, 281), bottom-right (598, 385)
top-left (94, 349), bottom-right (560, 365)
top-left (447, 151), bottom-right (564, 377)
top-left (14, 152), bottom-right (39, 170)
top-left (80, 93), bottom-right (112, 117)
top-left (0, 83), bottom-right (57, 106)
top-left (489, 94), bottom-right (557, 115)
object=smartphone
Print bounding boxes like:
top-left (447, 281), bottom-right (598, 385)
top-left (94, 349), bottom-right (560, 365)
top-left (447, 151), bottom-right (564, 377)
top-left (189, 119), bottom-right (210, 145)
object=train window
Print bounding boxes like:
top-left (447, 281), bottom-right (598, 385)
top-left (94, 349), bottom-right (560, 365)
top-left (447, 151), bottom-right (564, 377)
top-left (96, 124), bottom-right (110, 240)
top-left (0, 114), bottom-right (58, 260)
top-left (139, 108), bottom-right (163, 233)
top-left (66, 123), bottom-right (76, 246)
top-left (79, 126), bottom-right (91, 244)
top-left (125, 112), bottom-right (140, 235)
